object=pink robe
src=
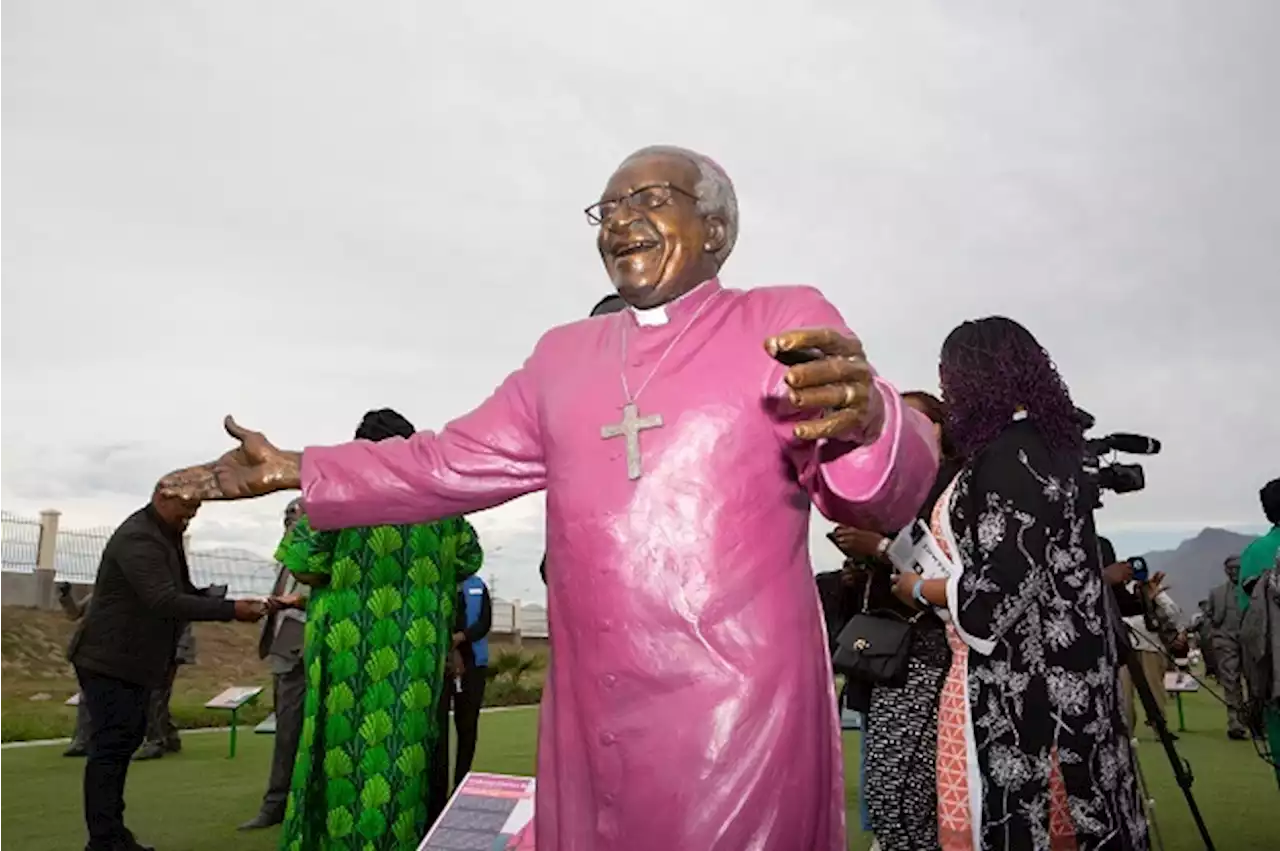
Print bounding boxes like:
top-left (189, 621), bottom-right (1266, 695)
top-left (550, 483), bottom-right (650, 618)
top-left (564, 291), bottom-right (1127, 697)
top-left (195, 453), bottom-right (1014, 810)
top-left (302, 279), bottom-right (938, 851)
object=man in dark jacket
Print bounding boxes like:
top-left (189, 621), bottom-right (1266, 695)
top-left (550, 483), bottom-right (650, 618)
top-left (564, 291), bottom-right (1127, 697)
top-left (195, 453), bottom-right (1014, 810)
top-left (68, 486), bottom-right (265, 851)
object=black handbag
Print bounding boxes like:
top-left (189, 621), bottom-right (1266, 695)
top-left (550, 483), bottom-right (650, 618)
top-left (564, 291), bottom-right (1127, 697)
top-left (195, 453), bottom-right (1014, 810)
top-left (832, 573), bottom-right (921, 689)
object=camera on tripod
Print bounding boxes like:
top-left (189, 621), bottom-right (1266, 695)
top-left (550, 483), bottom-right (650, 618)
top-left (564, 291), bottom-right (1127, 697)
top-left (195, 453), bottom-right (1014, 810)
top-left (1080, 412), bottom-right (1218, 847)
top-left (1076, 408), bottom-right (1161, 507)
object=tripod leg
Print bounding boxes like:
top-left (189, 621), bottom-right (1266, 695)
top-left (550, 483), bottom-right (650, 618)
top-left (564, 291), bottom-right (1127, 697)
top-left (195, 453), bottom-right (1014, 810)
top-left (1131, 748), bottom-right (1164, 851)
top-left (1125, 649), bottom-right (1216, 850)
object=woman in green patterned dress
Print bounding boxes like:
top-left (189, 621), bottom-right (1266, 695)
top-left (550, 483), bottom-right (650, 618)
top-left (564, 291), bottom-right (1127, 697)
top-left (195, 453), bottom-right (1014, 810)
top-left (275, 409), bottom-right (483, 851)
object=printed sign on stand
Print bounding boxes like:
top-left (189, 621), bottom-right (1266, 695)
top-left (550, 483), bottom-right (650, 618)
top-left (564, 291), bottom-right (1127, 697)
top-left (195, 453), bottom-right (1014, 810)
top-left (418, 773), bottom-right (536, 850)
top-left (204, 686), bottom-right (263, 710)
top-left (204, 685), bottom-right (264, 758)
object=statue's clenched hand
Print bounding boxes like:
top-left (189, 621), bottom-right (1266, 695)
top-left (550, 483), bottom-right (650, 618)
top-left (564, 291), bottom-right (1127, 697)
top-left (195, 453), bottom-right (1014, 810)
top-left (763, 327), bottom-right (885, 442)
top-left (158, 416), bottom-right (301, 502)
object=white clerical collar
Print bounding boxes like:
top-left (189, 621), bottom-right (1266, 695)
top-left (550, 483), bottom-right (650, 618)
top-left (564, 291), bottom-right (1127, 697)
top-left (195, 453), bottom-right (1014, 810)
top-left (1012, 409), bottom-right (1029, 421)
top-left (628, 280), bottom-right (717, 327)
top-left (632, 304), bottom-right (670, 326)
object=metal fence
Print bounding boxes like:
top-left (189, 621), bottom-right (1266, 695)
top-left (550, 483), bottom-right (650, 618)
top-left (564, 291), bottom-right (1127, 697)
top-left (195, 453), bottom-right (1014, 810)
top-left (2, 511), bottom-right (548, 634)
top-left (1, 511), bottom-right (278, 598)
top-left (1, 512), bottom-right (41, 572)
top-left (189, 553), bottom-right (280, 598)
top-left (43, 526), bottom-right (278, 597)
top-left (55, 527), bottom-right (117, 584)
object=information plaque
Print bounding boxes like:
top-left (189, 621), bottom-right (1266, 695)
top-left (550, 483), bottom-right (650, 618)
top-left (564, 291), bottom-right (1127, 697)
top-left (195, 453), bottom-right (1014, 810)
top-left (418, 773), bottom-right (535, 851)
top-left (204, 685), bottom-right (264, 758)
top-left (204, 686), bottom-right (263, 710)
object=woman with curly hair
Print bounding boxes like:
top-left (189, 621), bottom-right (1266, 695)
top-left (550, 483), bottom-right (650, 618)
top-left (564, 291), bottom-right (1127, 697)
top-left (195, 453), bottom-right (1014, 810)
top-left (892, 318), bottom-right (1148, 851)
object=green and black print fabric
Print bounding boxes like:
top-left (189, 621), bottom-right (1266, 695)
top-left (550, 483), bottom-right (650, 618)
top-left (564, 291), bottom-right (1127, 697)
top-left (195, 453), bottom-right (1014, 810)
top-left (275, 514), bottom-right (482, 851)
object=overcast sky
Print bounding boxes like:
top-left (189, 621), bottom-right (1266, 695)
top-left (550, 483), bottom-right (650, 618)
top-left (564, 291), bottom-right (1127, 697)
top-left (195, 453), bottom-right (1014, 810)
top-left (4, 1), bottom-right (1277, 601)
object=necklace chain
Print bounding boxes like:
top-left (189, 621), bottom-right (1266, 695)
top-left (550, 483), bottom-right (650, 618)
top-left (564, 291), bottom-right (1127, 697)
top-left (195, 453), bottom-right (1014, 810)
top-left (620, 290), bottom-right (722, 405)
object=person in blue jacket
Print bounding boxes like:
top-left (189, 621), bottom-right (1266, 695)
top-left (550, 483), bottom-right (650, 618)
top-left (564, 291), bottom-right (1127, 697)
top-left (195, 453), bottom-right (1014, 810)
top-left (427, 573), bottom-right (493, 824)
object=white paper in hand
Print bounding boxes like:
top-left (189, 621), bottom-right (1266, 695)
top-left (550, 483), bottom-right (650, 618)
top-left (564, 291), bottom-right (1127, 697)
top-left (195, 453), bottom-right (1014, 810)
top-left (887, 520), bottom-right (955, 582)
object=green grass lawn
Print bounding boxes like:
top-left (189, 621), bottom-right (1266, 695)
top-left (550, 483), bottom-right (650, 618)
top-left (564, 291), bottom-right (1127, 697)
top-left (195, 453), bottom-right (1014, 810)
top-left (3, 693), bottom-right (1277, 850)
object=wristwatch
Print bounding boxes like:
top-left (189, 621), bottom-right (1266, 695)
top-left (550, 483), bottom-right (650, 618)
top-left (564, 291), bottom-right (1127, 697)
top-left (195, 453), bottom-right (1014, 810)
top-left (876, 537), bottom-right (891, 558)
top-left (911, 578), bottom-right (927, 606)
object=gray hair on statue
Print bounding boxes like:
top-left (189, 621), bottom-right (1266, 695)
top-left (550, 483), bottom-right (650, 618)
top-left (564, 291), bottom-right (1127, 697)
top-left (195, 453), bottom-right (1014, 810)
top-left (621, 145), bottom-right (739, 267)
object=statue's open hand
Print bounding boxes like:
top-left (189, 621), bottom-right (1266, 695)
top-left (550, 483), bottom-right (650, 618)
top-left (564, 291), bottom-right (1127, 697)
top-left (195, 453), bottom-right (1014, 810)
top-left (764, 327), bottom-right (884, 442)
top-left (158, 416), bottom-right (300, 502)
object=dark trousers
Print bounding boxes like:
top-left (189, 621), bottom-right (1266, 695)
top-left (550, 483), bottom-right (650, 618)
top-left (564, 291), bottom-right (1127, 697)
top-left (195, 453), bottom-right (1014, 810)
top-left (76, 667), bottom-right (150, 849)
top-left (260, 662), bottom-right (307, 815)
top-left (426, 666), bottom-right (487, 825)
top-left (143, 663), bottom-right (180, 748)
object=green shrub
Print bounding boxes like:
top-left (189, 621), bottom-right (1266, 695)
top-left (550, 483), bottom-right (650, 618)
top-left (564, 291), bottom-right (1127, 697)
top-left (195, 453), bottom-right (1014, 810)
top-left (482, 679), bottom-right (543, 707)
top-left (487, 647), bottom-right (546, 689)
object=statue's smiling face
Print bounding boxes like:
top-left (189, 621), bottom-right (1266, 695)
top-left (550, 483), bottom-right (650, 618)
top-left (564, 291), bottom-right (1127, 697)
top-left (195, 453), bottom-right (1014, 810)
top-left (594, 152), bottom-right (721, 309)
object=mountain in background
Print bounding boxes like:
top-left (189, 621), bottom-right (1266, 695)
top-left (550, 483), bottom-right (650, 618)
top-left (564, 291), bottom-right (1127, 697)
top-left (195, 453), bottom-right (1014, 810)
top-left (1137, 527), bottom-right (1256, 617)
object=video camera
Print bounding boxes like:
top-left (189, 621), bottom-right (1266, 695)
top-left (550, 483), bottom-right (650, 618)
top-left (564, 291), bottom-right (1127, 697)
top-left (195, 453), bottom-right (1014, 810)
top-left (1076, 408), bottom-right (1161, 507)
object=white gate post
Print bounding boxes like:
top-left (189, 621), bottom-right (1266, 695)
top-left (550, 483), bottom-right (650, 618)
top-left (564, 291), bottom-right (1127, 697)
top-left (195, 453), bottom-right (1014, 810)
top-left (34, 509), bottom-right (62, 609)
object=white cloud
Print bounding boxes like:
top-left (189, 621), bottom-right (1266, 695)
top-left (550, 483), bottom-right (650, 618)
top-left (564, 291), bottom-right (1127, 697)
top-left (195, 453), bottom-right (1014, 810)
top-left (4, 1), bottom-right (1278, 601)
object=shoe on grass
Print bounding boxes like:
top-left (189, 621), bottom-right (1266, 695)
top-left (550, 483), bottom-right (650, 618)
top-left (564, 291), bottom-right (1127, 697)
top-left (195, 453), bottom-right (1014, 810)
top-left (238, 810), bottom-right (284, 831)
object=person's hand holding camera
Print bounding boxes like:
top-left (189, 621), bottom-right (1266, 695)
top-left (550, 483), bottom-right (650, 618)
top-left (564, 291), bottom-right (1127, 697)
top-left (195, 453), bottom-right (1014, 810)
top-left (1102, 561), bottom-right (1133, 587)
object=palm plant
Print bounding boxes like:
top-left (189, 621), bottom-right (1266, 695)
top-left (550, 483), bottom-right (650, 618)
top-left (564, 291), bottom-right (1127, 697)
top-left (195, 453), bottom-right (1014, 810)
top-left (489, 648), bottom-right (546, 688)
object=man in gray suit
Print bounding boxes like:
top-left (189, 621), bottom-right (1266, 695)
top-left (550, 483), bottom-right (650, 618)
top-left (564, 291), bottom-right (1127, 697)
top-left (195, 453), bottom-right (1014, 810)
top-left (1207, 555), bottom-right (1248, 739)
top-left (59, 583), bottom-right (93, 757)
top-left (132, 620), bottom-right (199, 760)
top-left (240, 498), bottom-right (308, 830)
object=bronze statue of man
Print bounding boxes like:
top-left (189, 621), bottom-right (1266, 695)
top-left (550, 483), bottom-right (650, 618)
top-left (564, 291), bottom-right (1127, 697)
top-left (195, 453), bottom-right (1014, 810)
top-left (162, 145), bottom-right (938, 851)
